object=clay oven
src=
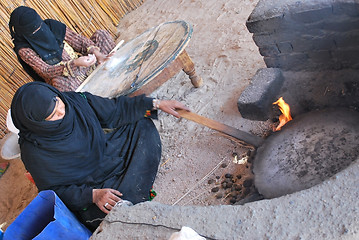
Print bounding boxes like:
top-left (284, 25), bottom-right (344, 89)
top-left (238, 0), bottom-right (359, 198)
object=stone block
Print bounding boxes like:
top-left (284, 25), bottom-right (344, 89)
top-left (263, 57), bottom-right (279, 68)
top-left (290, 7), bottom-right (332, 24)
top-left (277, 42), bottom-right (293, 54)
top-left (253, 32), bottom-right (302, 48)
top-left (263, 53), bottom-right (309, 71)
top-left (238, 68), bottom-right (284, 121)
top-left (292, 37), bottom-right (335, 52)
top-left (333, 48), bottom-right (359, 68)
top-left (246, 15), bottom-right (284, 34)
top-left (322, 17), bottom-right (359, 32)
top-left (334, 31), bottom-right (359, 48)
top-left (307, 50), bottom-right (332, 63)
top-left (259, 45), bottom-right (280, 57)
top-left (332, 2), bottom-right (359, 17)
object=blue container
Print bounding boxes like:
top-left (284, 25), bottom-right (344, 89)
top-left (3, 190), bottom-right (91, 240)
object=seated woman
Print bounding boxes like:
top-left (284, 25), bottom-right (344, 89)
top-left (9, 6), bottom-right (115, 92)
top-left (10, 82), bottom-right (189, 231)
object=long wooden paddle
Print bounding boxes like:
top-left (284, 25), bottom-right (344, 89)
top-left (177, 109), bottom-right (264, 148)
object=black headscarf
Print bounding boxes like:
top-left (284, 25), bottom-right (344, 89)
top-left (11, 82), bottom-right (105, 189)
top-left (22, 86), bottom-right (58, 121)
top-left (9, 6), bottom-right (66, 81)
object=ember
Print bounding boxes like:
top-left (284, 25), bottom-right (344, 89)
top-left (273, 97), bottom-right (292, 131)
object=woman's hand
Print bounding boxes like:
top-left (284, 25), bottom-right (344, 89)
top-left (158, 100), bottom-right (190, 118)
top-left (73, 54), bottom-right (97, 67)
top-left (93, 188), bottom-right (123, 214)
top-left (93, 48), bottom-right (115, 64)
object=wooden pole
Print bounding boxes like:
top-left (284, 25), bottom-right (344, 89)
top-left (177, 109), bottom-right (264, 148)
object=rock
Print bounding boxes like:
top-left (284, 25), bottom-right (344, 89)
top-left (243, 179), bottom-right (253, 188)
top-left (221, 163), bottom-right (228, 168)
top-left (211, 187), bottom-right (220, 193)
top-left (233, 184), bottom-right (242, 191)
top-left (230, 197), bottom-right (237, 204)
top-left (225, 173), bottom-right (233, 179)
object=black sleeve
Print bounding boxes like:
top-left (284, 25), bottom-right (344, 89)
top-left (82, 92), bottom-right (158, 129)
top-left (51, 184), bottom-right (93, 211)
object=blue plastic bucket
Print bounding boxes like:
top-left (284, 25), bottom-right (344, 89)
top-left (3, 190), bottom-right (91, 240)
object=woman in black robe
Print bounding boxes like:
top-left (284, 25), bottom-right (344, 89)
top-left (10, 82), bottom-right (189, 231)
top-left (9, 6), bottom-right (115, 91)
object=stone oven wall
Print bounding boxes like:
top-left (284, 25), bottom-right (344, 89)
top-left (239, 0), bottom-right (359, 120)
top-left (247, 0), bottom-right (359, 71)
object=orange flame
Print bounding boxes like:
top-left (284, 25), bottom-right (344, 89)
top-left (273, 97), bottom-right (292, 131)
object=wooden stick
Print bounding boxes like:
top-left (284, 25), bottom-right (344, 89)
top-left (110, 39), bottom-right (125, 54)
top-left (177, 110), bottom-right (264, 148)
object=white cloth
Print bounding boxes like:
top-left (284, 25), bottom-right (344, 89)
top-left (6, 109), bottom-right (19, 134)
top-left (169, 226), bottom-right (206, 240)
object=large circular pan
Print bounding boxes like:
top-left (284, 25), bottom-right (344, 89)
top-left (253, 108), bottom-right (359, 199)
top-left (77, 20), bottom-right (192, 98)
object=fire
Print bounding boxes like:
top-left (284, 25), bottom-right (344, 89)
top-left (273, 97), bottom-right (292, 131)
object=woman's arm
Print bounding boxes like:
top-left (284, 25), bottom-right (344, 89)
top-left (65, 27), bottom-right (112, 64)
top-left (82, 92), bottom-right (190, 129)
top-left (18, 47), bottom-right (96, 82)
top-left (52, 184), bottom-right (122, 214)
top-left (64, 27), bottom-right (96, 55)
top-left (18, 48), bottom-right (67, 82)
top-left (17, 27), bottom-right (103, 82)
top-left (51, 184), bottom-right (94, 211)
top-left (83, 93), bottom-right (155, 129)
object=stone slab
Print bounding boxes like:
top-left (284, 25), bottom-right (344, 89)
top-left (237, 68), bottom-right (284, 121)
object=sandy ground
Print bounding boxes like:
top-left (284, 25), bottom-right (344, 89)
top-left (0, 0), bottom-right (272, 232)
top-left (118, 0), bottom-right (270, 207)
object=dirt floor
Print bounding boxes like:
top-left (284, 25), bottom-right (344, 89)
top-left (0, 0), bottom-right (274, 232)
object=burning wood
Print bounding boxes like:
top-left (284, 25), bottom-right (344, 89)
top-left (273, 97), bottom-right (292, 131)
